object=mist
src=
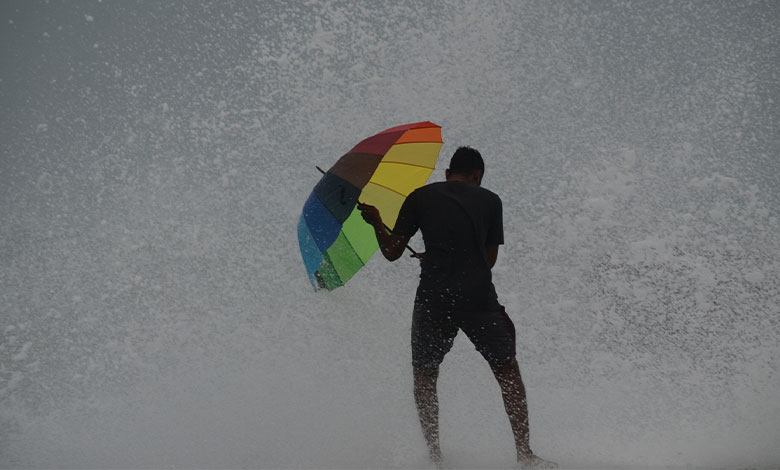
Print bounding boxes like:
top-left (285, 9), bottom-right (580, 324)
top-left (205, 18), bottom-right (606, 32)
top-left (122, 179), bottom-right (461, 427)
top-left (1, 1), bottom-right (779, 468)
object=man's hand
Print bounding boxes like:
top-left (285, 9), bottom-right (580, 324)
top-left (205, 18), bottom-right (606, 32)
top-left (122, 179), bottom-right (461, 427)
top-left (357, 202), bottom-right (382, 228)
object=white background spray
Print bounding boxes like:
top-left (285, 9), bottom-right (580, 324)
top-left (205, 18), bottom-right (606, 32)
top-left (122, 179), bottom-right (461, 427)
top-left (1, 1), bottom-right (779, 468)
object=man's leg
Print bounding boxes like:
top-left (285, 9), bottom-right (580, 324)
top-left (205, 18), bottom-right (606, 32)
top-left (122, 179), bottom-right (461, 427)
top-left (411, 302), bottom-right (457, 466)
top-left (490, 358), bottom-right (557, 468)
top-left (489, 358), bottom-right (532, 458)
top-left (462, 306), bottom-right (532, 459)
top-left (413, 366), bottom-right (442, 465)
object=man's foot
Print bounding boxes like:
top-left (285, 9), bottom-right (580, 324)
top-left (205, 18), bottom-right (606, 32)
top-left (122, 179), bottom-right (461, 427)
top-left (517, 454), bottom-right (557, 469)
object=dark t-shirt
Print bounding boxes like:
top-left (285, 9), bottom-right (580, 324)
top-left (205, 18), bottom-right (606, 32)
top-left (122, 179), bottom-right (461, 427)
top-left (393, 181), bottom-right (504, 311)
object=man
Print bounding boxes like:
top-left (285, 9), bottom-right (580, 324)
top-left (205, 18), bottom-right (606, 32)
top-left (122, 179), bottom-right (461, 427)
top-left (358, 147), bottom-right (555, 468)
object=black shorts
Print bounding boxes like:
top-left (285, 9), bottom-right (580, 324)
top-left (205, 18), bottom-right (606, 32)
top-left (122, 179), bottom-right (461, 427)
top-left (411, 302), bottom-right (516, 369)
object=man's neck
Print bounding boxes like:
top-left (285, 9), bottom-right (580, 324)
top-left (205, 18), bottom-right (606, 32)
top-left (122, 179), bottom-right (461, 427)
top-left (446, 174), bottom-right (482, 186)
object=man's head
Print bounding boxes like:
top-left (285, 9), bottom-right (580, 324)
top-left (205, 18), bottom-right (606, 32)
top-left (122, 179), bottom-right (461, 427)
top-left (446, 146), bottom-right (484, 185)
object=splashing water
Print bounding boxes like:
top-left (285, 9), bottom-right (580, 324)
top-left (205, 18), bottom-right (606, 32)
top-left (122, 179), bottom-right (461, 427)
top-left (2, 1), bottom-right (779, 468)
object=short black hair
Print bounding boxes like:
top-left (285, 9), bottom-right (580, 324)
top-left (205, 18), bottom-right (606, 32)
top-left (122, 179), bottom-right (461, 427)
top-left (448, 146), bottom-right (484, 175)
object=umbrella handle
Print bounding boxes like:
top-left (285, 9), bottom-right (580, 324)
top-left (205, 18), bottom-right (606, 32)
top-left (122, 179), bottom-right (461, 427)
top-left (315, 166), bottom-right (417, 256)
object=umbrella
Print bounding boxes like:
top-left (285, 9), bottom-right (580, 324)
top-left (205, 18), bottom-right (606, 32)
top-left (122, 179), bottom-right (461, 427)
top-left (298, 121), bottom-right (443, 291)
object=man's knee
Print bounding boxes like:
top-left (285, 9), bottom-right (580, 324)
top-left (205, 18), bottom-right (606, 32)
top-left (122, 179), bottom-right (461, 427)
top-left (489, 357), bottom-right (520, 377)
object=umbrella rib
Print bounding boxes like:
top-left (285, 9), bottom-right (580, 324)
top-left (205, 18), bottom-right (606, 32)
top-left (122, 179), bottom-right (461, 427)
top-left (379, 160), bottom-right (436, 170)
top-left (366, 180), bottom-right (407, 198)
top-left (321, 251), bottom-right (344, 287)
top-left (393, 140), bottom-right (443, 145)
top-left (337, 230), bottom-right (368, 268)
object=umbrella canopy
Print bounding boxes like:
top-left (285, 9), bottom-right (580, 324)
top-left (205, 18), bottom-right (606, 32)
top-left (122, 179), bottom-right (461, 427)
top-left (298, 121), bottom-right (443, 291)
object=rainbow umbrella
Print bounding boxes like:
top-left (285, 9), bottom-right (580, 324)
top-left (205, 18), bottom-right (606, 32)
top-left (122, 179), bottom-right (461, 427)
top-left (298, 121), bottom-right (443, 291)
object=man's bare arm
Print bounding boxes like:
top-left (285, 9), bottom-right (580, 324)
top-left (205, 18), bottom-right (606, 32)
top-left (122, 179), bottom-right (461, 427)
top-left (358, 203), bottom-right (410, 262)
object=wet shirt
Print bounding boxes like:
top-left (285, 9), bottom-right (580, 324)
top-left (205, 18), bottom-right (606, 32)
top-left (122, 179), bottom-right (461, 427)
top-left (393, 181), bottom-right (504, 311)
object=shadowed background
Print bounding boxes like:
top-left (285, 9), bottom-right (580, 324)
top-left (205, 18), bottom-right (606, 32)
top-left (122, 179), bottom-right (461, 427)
top-left (1, 1), bottom-right (779, 468)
